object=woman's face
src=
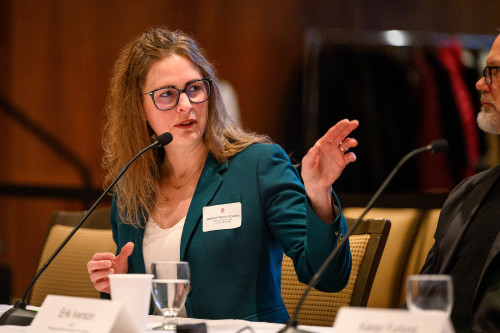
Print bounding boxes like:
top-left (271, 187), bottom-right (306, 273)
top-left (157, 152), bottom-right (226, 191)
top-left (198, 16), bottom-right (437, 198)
top-left (142, 54), bottom-right (208, 151)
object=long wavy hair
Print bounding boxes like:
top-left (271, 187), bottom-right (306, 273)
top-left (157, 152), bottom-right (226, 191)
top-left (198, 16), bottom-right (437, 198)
top-left (103, 27), bottom-right (271, 227)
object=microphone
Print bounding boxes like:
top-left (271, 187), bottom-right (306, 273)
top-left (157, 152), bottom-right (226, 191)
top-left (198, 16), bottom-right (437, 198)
top-left (426, 139), bottom-right (448, 154)
top-left (0, 132), bottom-right (173, 326)
top-left (279, 139), bottom-right (448, 333)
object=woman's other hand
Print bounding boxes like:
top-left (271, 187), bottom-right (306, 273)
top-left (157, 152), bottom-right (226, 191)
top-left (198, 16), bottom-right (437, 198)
top-left (87, 242), bottom-right (134, 293)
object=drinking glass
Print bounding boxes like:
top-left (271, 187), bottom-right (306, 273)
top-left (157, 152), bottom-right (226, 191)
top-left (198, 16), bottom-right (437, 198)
top-left (406, 274), bottom-right (453, 316)
top-left (151, 261), bottom-right (191, 331)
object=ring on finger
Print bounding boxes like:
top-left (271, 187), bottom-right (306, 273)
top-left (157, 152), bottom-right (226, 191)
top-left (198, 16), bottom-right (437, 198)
top-left (339, 142), bottom-right (345, 152)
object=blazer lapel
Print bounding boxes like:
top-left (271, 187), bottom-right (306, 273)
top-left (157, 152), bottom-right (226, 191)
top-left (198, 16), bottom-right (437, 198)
top-left (180, 154), bottom-right (227, 260)
top-left (440, 165), bottom-right (500, 273)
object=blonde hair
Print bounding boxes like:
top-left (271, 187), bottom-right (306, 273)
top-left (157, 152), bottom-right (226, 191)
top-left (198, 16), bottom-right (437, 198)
top-left (103, 27), bottom-right (271, 227)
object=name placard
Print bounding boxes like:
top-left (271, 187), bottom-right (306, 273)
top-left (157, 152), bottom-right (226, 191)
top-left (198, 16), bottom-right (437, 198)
top-left (334, 307), bottom-right (455, 333)
top-left (27, 295), bottom-right (137, 333)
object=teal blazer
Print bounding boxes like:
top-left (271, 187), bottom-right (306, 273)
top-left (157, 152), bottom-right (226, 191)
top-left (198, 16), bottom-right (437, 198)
top-left (110, 143), bottom-right (351, 323)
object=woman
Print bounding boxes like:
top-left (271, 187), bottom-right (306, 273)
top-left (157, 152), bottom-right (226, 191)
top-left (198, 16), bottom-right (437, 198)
top-left (87, 27), bottom-right (359, 323)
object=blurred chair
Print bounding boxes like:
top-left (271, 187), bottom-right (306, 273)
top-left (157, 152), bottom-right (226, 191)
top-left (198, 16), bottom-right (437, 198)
top-left (399, 208), bottom-right (441, 305)
top-left (342, 207), bottom-right (424, 308)
top-left (28, 207), bottom-right (115, 307)
top-left (281, 217), bottom-right (391, 326)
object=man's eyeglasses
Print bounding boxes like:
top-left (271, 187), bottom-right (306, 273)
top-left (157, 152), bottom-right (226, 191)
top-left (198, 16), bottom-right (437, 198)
top-left (482, 66), bottom-right (500, 86)
top-left (143, 79), bottom-right (212, 111)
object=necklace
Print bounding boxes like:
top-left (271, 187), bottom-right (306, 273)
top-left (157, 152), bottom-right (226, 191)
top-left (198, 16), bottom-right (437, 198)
top-left (159, 190), bottom-right (170, 201)
top-left (157, 164), bottom-right (202, 201)
top-left (165, 162), bottom-right (205, 190)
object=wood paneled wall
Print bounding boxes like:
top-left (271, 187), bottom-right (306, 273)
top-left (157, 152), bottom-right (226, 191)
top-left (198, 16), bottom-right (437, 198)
top-left (1, 0), bottom-right (499, 301)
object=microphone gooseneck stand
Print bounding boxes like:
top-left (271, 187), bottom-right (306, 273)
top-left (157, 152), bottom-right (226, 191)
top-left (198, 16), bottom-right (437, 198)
top-left (0, 132), bottom-right (173, 326)
top-left (278, 139), bottom-right (448, 333)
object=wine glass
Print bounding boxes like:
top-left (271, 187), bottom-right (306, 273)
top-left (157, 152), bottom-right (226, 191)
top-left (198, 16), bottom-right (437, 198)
top-left (151, 261), bottom-right (191, 331)
top-left (406, 274), bottom-right (453, 316)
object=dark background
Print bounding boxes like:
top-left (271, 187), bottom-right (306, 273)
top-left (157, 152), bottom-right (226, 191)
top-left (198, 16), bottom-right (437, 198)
top-left (1, 0), bottom-right (499, 302)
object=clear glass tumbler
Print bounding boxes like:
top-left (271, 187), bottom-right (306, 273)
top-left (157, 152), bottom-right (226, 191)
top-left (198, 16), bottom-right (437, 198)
top-left (406, 274), bottom-right (453, 316)
top-left (151, 261), bottom-right (191, 331)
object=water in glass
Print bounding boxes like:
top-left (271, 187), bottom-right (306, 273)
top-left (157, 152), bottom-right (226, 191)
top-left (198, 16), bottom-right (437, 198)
top-left (151, 261), bottom-right (190, 331)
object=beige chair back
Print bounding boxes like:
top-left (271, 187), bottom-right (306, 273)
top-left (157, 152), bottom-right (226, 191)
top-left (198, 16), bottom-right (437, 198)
top-left (342, 207), bottom-right (424, 308)
top-left (399, 208), bottom-right (440, 305)
top-left (28, 207), bottom-right (115, 306)
top-left (281, 218), bottom-right (390, 326)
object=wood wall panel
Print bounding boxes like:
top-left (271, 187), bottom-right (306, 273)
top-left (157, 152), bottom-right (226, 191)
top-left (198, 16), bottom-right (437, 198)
top-left (0, 0), bottom-right (499, 301)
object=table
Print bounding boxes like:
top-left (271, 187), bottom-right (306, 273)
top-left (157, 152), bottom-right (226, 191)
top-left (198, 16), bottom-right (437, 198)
top-left (0, 305), bottom-right (334, 333)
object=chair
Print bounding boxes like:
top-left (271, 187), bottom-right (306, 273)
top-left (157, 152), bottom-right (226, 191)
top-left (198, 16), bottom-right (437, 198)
top-left (399, 208), bottom-right (440, 306)
top-left (27, 207), bottom-right (115, 307)
top-left (281, 217), bottom-right (391, 326)
top-left (342, 207), bottom-right (424, 308)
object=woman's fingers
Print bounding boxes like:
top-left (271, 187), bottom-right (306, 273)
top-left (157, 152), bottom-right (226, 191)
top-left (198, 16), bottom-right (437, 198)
top-left (338, 137), bottom-right (359, 154)
top-left (87, 251), bottom-right (117, 293)
top-left (87, 255), bottom-right (113, 273)
top-left (90, 252), bottom-right (115, 261)
top-left (89, 266), bottom-right (114, 283)
top-left (92, 277), bottom-right (112, 293)
top-left (322, 119), bottom-right (359, 144)
top-left (115, 242), bottom-right (134, 264)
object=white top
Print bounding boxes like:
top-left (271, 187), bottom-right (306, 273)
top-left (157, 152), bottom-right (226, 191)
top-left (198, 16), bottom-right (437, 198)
top-left (143, 216), bottom-right (187, 317)
top-left (143, 216), bottom-right (186, 274)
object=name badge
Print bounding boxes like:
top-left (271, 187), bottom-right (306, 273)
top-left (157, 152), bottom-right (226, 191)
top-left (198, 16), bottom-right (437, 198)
top-left (203, 202), bottom-right (242, 232)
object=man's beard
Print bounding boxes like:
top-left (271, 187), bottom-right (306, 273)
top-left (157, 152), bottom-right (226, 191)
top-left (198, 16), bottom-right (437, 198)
top-left (477, 104), bottom-right (500, 134)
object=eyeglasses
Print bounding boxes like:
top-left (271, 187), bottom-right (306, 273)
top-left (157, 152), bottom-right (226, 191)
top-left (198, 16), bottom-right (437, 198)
top-left (143, 78), bottom-right (212, 111)
top-left (482, 66), bottom-right (500, 86)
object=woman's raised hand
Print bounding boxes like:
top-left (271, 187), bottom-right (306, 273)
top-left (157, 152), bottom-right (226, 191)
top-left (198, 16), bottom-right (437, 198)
top-left (301, 119), bottom-right (359, 221)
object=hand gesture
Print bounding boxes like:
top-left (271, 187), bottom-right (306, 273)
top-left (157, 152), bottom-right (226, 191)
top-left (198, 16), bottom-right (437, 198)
top-left (302, 119), bottom-right (359, 188)
top-left (87, 242), bottom-right (134, 293)
top-left (301, 119), bottom-right (359, 221)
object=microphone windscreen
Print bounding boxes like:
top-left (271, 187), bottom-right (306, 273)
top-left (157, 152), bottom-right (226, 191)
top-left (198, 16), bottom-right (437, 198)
top-left (157, 132), bottom-right (173, 147)
top-left (429, 139), bottom-right (449, 154)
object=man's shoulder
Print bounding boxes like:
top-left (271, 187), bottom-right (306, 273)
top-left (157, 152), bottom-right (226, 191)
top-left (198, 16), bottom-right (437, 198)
top-left (444, 164), bottom-right (500, 207)
top-left (462, 164), bottom-right (500, 186)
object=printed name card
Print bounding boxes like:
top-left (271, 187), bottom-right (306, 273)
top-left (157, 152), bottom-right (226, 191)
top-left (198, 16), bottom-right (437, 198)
top-left (27, 295), bottom-right (137, 333)
top-left (334, 307), bottom-right (455, 333)
top-left (203, 202), bottom-right (242, 232)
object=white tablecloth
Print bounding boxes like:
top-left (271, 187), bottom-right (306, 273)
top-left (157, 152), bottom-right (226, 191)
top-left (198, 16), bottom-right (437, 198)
top-left (0, 305), bottom-right (334, 333)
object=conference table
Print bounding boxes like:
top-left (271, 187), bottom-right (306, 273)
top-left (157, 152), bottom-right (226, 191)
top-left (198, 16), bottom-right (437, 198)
top-left (0, 305), bottom-right (334, 333)
top-left (0, 304), bottom-right (455, 332)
